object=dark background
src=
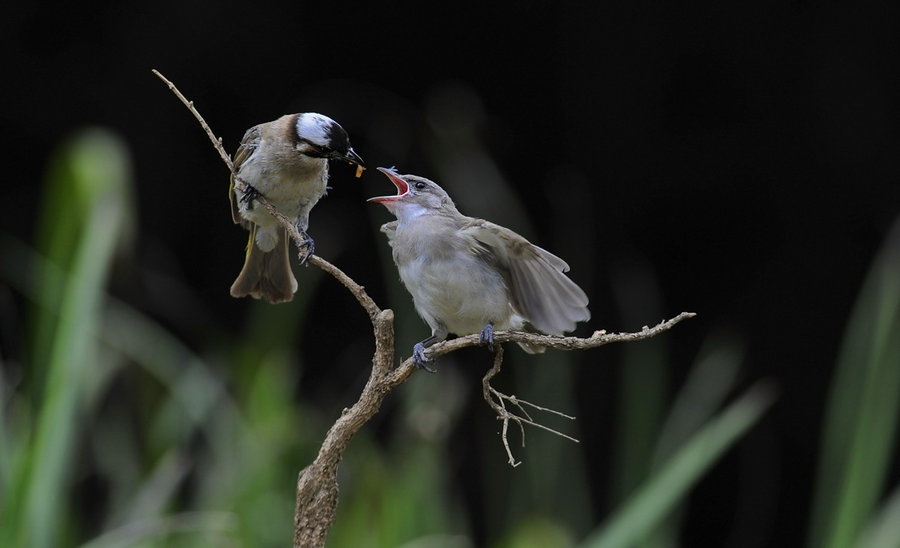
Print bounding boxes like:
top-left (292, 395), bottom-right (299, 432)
top-left (4, 1), bottom-right (899, 546)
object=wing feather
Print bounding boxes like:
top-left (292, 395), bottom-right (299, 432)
top-left (229, 125), bottom-right (261, 226)
top-left (461, 219), bottom-right (590, 335)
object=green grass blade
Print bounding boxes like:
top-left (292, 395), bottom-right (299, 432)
top-left (652, 334), bottom-right (744, 465)
top-left (608, 261), bottom-right (668, 510)
top-left (636, 334), bottom-right (745, 548)
top-left (808, 219), bottom-right (900, 548)
top-left (855, 481), bottom-right (900, 548)
top-left (612, 337), bottom-right (667, 505)
top-left (580, 382), bottom-right (776, 548)
top-left (3, 129), bottom-right (132, 548)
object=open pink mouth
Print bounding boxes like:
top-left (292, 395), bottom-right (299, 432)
top-left (367, 167), bottom-right (409, 203)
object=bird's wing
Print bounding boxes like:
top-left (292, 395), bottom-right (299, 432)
top-left (461, 218), bottom-right (590, 335)
top-left (229, 125), bottom-right (262, 226)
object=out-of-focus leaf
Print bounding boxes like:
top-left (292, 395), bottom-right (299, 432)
top-left (855, 481), bottom-right (900, 548)
top-left (808, 218), bottom-right (900, 548)
top-left (78, 512), bottom-right (238, 548)
top-left (493, 516), bottom-right (574, 548)
top-left (580, 382), bottom-right (775, 548)
top-left (3, 129), bottom-right (133, 548)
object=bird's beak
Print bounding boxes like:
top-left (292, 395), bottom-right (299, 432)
top-left (330, 148), bottom-right (366, 177)
top-left (342, 147), bottom-right (365, 167)
top-left (367, 167), bottom-right (409, 203)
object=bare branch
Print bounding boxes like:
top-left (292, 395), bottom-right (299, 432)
top-left (152, 69), bottom-right (235, 172)
top-left (414, 311), bottom-right (696, 364)
top-left (153, 70), bottom-right (696, 547)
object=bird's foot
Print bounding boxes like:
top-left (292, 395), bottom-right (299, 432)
top-left (412, 343), bottom-right (436, 373)
top-left (239, 184), bottom-right (262, 209)
top-left (479, 324), bottom-right (495, 351)
top-left (296, 230), bottom-right (316, 265)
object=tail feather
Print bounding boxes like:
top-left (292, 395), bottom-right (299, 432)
top-left (516, 323), bottom-right (548, 354)
top-left (516, 342), bottom-right (546, 354)
top-left (230, 226), bottom-right (297, 304)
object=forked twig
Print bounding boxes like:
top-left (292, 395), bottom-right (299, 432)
top-left (482, 347), bottom-right (579, 467)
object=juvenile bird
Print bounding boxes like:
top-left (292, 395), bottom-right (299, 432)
top-left (368, 167), bottom-right (590, 370)
top-left (229, 112), bottom-right (364, 303)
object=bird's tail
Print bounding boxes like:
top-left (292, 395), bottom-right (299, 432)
top-left (516, 341), bottom-right (546, 354)
top-left (230, 226), bottom-right (298, 304)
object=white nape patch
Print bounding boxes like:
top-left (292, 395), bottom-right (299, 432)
top-left (295, 113), bottom-right (334, 147)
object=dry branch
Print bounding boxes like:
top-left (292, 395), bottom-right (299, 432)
top-left (153, 69), bottom-right (696, 548)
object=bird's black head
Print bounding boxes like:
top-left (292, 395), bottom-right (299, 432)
top-left (293, 112), bottom-right (364, 166)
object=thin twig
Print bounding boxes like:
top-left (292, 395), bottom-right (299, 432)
top-left (152, 69), bottom-right (235, 172)
top-left (481, 347), bottom-right (580, 466)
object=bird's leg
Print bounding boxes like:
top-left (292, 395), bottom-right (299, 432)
top-left (239, 184), bottom-right (262, 210)
top-left (412, 330), bottom-right (446, 373)
top-left (412, 344), bottom-right (433, 372)
top-left (294, 223), bottom-right (316, 265)
top-left (480, 323), bottom-right (495, 352)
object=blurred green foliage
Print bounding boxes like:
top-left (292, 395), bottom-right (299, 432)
top-left (1, 126), bottom-right (898, 548)
top-left (808, 218), bottom-right (900, 548)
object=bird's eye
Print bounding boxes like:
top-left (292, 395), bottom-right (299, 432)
top-left (414, 182), bottom-right (427, 190)
top-left (299, 140), bottom-right (329, 157)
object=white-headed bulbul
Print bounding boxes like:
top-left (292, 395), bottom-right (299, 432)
top-left (229, 113), bottom-right (364, 303)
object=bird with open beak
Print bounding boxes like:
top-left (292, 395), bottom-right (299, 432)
top-left (229, 112), bottom-right (364, 303)
top-left (368, 167), bottom-right (590, 370)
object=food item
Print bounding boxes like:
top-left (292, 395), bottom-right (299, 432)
top-left (355, 164), bottom-right (366, 178)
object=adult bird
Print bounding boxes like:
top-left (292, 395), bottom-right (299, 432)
top-left (369, 167), bottom-right (590, 370)
top-left (229, 112), bottom-right (364, 303)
